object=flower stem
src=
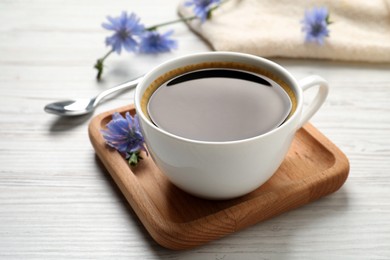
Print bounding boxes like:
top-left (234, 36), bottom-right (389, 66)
top-left (94, 49), bottom-right (114, 81)
top-left (146, 2), bottom-right (223, 31)
top-left (128, 151), bottom-right (143, 166)
top-left (146, 16), bottom-right (197, 31)
top-left (326, 14), bottom-right (333, 25)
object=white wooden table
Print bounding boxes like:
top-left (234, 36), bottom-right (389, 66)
top-left (1, 0), bottom-right (389, 259)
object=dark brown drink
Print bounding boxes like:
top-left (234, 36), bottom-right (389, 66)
top-left (146, 67), bottom-right (293, 142)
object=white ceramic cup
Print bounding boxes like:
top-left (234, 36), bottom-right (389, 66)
top-left (135, 52), bottom-right (328, 200)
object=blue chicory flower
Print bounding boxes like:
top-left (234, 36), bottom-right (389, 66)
top-left (301, 7), bottom-right (331, 45)
top-left (95, 2), bottom-right (223, 80)
top-left (102, 11), bottom-right (145, 54)
top-left (101, 112), bottom-right (147, 165)
top-left (138, 30), bottom-right (178, 54)
top-left (185, 0), bottom-right (221, 22)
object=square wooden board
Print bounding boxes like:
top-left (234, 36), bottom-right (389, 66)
top-left (88, 104), bottom-right (349, 250)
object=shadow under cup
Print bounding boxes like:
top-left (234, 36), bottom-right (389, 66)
top-left (140, 61), bottom-right (298, 142)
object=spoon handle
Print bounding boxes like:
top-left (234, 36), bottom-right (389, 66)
top-left (94, 75), bottom-right (144, 105)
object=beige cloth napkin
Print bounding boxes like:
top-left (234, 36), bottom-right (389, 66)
top-left (178, 0), bottom-right (390, 62)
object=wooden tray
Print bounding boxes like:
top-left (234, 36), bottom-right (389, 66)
top-left (88, 104), bottom-right (349, 250)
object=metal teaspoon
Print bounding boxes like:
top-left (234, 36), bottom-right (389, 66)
top-left (44, 76), bottom-right (143, 116)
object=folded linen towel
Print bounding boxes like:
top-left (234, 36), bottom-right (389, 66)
top-left (178, 0), bottom-right (390, 62)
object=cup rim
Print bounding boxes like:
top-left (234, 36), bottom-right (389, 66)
top-left (135, 51), bottom-right (303, 145)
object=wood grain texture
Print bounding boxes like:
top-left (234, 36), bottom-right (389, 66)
top-left (0, 0), bottom-right (390, 259)
top-left (89, 105), bottom-right (349, 250)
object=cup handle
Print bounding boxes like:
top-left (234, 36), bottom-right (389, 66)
top-left (297, 75), bottom-right (329, 129)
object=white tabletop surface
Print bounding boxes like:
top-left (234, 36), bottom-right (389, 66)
top-left (1, 0), bottom-right (389, 259)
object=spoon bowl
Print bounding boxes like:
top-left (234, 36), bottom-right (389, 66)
top-left (44, 99), bottom-right (96, 116)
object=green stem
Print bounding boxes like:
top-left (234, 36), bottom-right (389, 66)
top-left (146, 1), bottom-right (223, 31)
top-left (101, 49), bottom-right (114, 61)
top-left (94, 49), bottom-right (114, 81)
top-left (326, 14), bottom-right (333, 25)
top-left (128, 151), bottom-right (143, 166)
top-left (146, 16), bottom-right (197, 31)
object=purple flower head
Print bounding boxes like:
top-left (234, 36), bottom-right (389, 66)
top-left (101, 112), bottom-right (147, 157)
top-left (102, 11), bottom-right (145, 54)
top-left (301, 7), bottom-right (331, 45)
top-left (138, 30), bottom-right (178, 54)
top-left (185, 0), bottom-right (221, 22)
